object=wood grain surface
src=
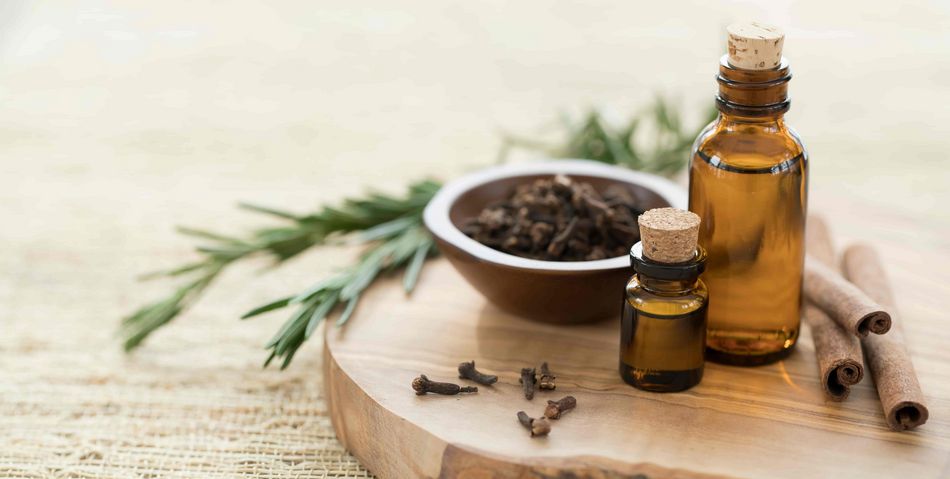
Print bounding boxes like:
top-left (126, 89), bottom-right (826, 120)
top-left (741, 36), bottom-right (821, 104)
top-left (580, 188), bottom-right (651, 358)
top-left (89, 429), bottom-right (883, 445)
top-left (325, 258), bottom-right (949, 479)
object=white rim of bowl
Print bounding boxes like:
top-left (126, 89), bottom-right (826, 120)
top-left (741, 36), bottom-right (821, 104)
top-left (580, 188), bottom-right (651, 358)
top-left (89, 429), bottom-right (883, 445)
top-left (423, 159), bottom-right (687, 272)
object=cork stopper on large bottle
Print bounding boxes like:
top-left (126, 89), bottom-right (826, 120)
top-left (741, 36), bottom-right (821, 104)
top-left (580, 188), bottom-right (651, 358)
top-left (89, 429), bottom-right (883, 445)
top-left (638, 208), bottom-right (700, 264)
top-left (726, 22), bottom-right (784, 70)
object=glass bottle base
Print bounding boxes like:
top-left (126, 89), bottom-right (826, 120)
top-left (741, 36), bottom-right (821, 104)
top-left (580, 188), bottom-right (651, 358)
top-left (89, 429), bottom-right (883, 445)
top-left (706, 338), bottom-right (797, 366)
top-left (619, 362), bottom-right (703, 392)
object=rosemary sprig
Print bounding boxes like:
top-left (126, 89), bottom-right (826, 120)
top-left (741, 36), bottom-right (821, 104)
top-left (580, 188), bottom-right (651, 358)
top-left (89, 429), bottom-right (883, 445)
top-left (498, 97), bottom-right (718, 175)
top-left (244, 220), bottom-right (435, 369)
top-left (120, 180), bottom-right (441, 352)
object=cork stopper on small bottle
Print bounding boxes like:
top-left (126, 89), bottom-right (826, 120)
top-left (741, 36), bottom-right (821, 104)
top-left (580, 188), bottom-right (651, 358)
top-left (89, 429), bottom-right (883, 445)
top-left (726, 22), bottom-right (784, 70)
top-left (638, 208), bottom-right (700, 264)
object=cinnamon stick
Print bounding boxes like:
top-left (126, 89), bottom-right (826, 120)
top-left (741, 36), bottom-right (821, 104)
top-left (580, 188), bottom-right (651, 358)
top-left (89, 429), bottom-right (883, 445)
top-left (804, 216), bottom-right (864, 400)
top-left (804, 258), bottom-right (892, 337)
top-left (842, 244), bottom-right (929, 431)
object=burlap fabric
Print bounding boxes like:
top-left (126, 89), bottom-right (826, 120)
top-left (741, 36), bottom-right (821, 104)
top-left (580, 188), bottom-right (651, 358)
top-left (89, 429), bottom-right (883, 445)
top-left (0, 274), bottom-right (373, 479)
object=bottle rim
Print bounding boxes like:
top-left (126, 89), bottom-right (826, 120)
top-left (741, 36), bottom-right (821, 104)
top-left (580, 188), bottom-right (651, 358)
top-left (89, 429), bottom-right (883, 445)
top-left (629, 242), bottom-right (706, 280)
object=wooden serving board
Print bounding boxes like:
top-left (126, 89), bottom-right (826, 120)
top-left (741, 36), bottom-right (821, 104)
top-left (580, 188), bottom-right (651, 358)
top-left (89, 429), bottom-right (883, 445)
top-left (324, 260), bottom-right (949, 479)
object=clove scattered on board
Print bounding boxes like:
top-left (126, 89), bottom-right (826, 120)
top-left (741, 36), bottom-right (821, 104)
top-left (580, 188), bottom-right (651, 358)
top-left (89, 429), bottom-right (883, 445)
top-left (519, 368), bottom-right (537, 400)
top-left (539, 362), bottom-right (556, 390)
top-left (458, 360), bottom-right (498, 386)
top-left (544, 396), bottom-right (577, 419)
top-left (516, 411), bottom-right (551, 437)
top-left (412, 375), bottom-right (478, 396)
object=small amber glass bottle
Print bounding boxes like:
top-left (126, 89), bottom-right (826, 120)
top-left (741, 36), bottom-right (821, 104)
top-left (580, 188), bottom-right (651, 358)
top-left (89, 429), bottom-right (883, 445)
top-left (619, 208), bottom-right (708, 392)
top-left (688, 23), bottom-right (808, 366)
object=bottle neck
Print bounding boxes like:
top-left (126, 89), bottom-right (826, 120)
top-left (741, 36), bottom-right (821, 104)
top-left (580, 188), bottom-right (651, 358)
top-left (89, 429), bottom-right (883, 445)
top-left (718, 113), bottom-right (786, 128)
top-left (716, 54), bottom-right (791, 118)
top-left (629, 243), bottom-right (707, 293)
top-left (637, 275), bottom-right (700, 295)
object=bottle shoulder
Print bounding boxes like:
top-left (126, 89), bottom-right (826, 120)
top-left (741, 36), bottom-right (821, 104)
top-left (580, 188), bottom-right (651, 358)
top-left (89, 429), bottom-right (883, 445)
top-left (625, 276), bottom-right (708, 317)
top-left (692, 116), bottom-right (807, 171)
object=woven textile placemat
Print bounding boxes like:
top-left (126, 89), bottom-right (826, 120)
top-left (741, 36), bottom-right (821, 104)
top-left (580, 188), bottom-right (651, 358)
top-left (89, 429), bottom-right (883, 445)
top-left (0, 329), bottom-right (372, 478)
top-left (0, 240), bottom-right (373, 478)
top-left (0, 335), bottom-right (372, 478)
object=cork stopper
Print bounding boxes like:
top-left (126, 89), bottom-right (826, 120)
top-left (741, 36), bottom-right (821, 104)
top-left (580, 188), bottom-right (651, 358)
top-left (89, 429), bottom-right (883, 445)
top-left (637, 208), bottom-right (700, 264)
top-left (726, 22), bottom-right (784, 70)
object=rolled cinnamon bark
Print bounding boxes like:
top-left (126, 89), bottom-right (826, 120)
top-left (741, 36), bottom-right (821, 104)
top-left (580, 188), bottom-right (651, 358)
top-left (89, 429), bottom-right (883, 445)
top-left (804, 216), bottom-right (864, 400)
top-left (842, 244), bottom-right (929, 431)
top-left (804, 259), bottom-right (892, 337)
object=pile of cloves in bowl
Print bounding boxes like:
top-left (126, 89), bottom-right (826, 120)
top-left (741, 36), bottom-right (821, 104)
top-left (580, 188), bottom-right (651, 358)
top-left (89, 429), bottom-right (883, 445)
top-left (460, 174), bottom-right (644, 261)
top-left (411, 360), bottom-right (577, 438)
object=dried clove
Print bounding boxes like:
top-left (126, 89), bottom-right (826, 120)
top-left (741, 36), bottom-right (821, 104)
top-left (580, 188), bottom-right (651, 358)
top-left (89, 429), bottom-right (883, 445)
top-left (411, 375), bottom-right (478, 396)
top-left (457, 360), bottom-right (498, 386)
top-left (461, 175), bottom-right (646, 261)
top-left (539, 362), bottom-right (556, 390)
top-left (544, 396), bottom-right (577, 419)
top-left (519, 368), bottom-right (537, 400)
top-left (516, 411), bottom-right (551, 437)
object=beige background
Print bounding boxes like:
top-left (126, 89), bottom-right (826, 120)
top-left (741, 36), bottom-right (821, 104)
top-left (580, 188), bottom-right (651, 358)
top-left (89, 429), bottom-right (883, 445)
top-left (1, 1), bottom-right (948, 477)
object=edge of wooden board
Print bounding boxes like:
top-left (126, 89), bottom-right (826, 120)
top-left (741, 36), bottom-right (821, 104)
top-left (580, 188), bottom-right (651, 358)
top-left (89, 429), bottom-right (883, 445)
top-left (323, 334), bottom-right (736, 479)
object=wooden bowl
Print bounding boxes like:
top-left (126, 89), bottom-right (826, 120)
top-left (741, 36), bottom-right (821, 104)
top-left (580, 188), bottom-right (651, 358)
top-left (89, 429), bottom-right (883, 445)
top-left (423, 160), bottom-right (686, 324)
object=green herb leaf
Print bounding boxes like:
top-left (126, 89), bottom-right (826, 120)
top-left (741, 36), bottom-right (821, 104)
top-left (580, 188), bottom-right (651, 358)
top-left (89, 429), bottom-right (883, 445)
top-left (248, 222), bottom-right (435, 366)
top-left (241, 296), bottom-right (294, 319)
top-left (403, 237), bottom-right (432, 294)
top-left (336, 296), bottom-right (360, 327)
top-left (305, 291), bottom-right (339, 339)
top-left (120, 180), bottom-right (441, 356)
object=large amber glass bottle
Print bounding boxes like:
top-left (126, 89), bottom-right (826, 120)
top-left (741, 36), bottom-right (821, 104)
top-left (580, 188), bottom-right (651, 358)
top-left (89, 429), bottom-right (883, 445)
top-left (688, 52), bottom-right (808, 366)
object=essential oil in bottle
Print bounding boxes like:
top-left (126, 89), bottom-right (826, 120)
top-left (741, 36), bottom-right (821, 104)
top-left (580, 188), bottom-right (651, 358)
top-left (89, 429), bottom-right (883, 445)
top-left (688, 23), bottom-right (808, 366)
top-left (619, 208), bottom-right (708, 392)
